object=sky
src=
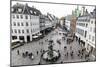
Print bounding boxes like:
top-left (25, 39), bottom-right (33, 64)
top-left (11, 0), bottom-right (95, 18)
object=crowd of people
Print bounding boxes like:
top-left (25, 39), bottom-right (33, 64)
top-left (17, 50), bottom-right (34, 60)
top-left (15, 27), bottom-right (92, 64)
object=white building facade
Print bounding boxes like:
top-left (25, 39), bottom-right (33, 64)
top-left (86, 11), bottom-right (96, 58)
top-left (11, 3), bottom-right (41, 42)
top-left (75, 15), bottom-right (89, 47)
top-left (75, 9), bottom-right (96, 59)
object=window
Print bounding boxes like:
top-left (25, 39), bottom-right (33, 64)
top-left (17, 15), bottom-right (19, 19)
top-left (14, 29), bottom-right (17, 33)
top-left (93, 48), bottom-right (96, 57)
top-left (22, 30), bottom-right (24, 33)
top-left (90, 27), bottom-right (92, 32)
top-left (31, 29), bottom-right (32, 33)
top-left (85, 31), bottom-right (87, 37)
top-left (17, 22), bottom-right (20, 26)
top-left (12, 29), bottom-right (13, 33)
top-left (25, 15), bottom-right (28, 19)
top-left (84, 19), bottom-right (86, 22)
top-left (94, 27), bottom-right (96, 33)
top-left (26, 29), bottom-right (29, 33)
top-left (89, 35), bottom-right (91, 40)
top-left (34, 11), bottom-right (37, 15)
top-left (78, 23), bottom-right (85, 27)
top-left (92, 36), bottom-right (95, 41)
top-left (77, 28), bottom-right (84, 36)
top-left (26, 22), bottom-right (28, 26)
top-left (11, 23), bottom-right (12, 26)
top-left (86, 24), bottom-right (88, 27)
top-left (91, 21), bottom-right (93, 24)
top-left (21, 23), bottom-right (24, 26)
top-left (18, 29), bottom-right (21, 33)
top-left (33, 29), bottom-right (34, 32)
top-left (30, 16), bottom-right (32, 19)
top-left (12, 15), bottom-right (15, 19)
top-left (30, 23), bottom-right (32, 26)
top-left (13, 22), bottom-right (16, 26)
top-left (20, 15), bottom-right (23, 19)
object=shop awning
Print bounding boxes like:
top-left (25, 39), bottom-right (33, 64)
top-left (12, 39), bottom-right (20, 43)
top-left (32, 36), bottom-right (38, 38)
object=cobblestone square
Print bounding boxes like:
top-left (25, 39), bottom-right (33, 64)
top-left (11, 27), bottom-right (95, 66)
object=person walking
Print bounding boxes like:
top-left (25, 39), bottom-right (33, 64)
top-left (67, 52), bottom-right (68, 56)
top-left (25, 51), bottom-right (28, 56)
top-left (64, 46), bottom-right (67, 50)
top-left (17, 50), bottom-right (19, 55)
top-left (37, 51), bottom-right (38, 55)
top-left (70, 52), bottom-right (73, 59)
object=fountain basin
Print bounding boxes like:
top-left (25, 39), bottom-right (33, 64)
top-left (42, 50), bottom-right (60, 62)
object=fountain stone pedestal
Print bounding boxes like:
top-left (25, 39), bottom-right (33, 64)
top-left (42, 40), bottom-right (60, 62)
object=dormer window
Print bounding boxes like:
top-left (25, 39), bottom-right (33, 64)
top-left (18, 8), bottom-right (22, 13)
top-left (30, 10), bottom-right (33, 14)
top-left (17, 15), bottom-right (19, 19)
top-left (34, 11), bottom-right (37, 15)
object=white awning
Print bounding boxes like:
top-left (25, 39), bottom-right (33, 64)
top-left (12, 39), bottom-right (20, 43)
top-left (32, 36), bottom-right (38, 38)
